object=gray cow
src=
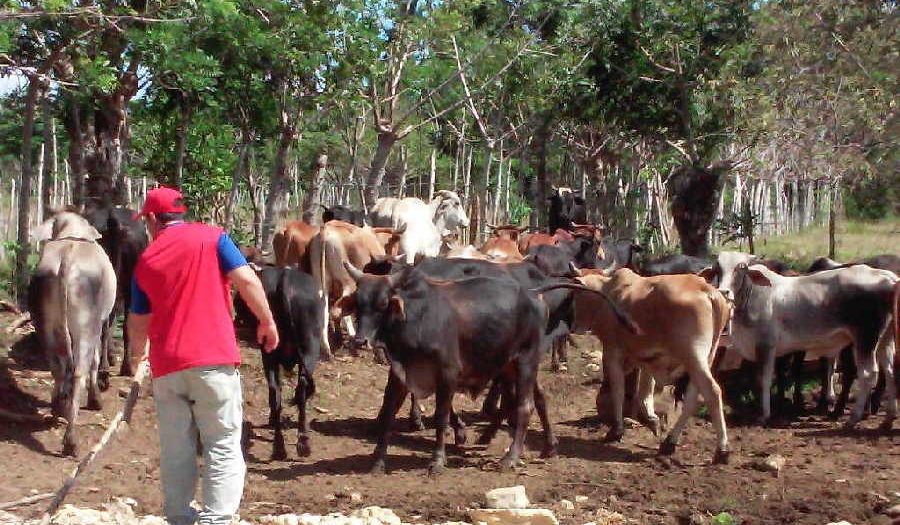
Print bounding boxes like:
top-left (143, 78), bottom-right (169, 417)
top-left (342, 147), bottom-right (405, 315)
top-left (703, 251), bottom-right (897, 428)
top-left (29, 212), bottom-right (117, 456)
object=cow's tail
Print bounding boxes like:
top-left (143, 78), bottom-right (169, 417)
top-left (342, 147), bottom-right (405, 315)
top-left (311, 231), bottom-right (331, 357)
top-left (707, 289), bottom-right (730, 368)
top-left (531, 282), bottom-right (641, 335)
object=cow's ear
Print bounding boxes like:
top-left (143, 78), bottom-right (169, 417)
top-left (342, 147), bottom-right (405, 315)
top-left (334, 294), bottom-right (356, 316)
top-left (85, 225), bottom-right (103, 241)
top-left (746, 268), bottom-right (772, 287)
top-left (389, 294), bottom-right (406, 320)
top-left (698, 266), bottom-right (718, 283)
top-left (31, 218), bottom-right (55, 243)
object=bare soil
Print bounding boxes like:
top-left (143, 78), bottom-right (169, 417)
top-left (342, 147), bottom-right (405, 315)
top-left (1, 313), bottom-right (898, 524)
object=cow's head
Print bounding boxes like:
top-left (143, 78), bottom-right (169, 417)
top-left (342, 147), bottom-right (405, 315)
top-left (700, 251), bottom-right (767, 304)
top-left (488, 224), bottom-right (527, 242)
top-left (336, 262), bottom-right (407, 351)
top-left (432, 190), bottom-right (469, 232)
top-left (33, 212), bottom-right (103, 243)
top-left (547, 187), bottom-right (586, 229)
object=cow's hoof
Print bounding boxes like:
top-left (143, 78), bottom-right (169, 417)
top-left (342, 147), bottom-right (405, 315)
top-left (320, 351), bottom-right (334, 362)
top-left (498, 457), bottom-right (519, 472)
top-left (540, 442), bottom-right (558, 459)
top-left (658, 439), bottom-right (677, 456)
top-left (843, 419), bottom-right (860, 431)
top-left (603, 428), bottom-right (624, 443)
top-left (827, 409), bottom-right (843, 421)
top-left (713, 447), bottom-right (730, 465)
top-left (97, 371), bottom-right (111, 392)
top-left (119, 363), bottom-right (133, 378)
top-left (557, 362), bottom-right (568, 373)
top-left (86, 398), bottom-right (102, 411)
top-left (62, 439), bottom-right (78, 458)
top-left (454, 428), bottom-right (467, 446)
top-left (879, 418), bottom-right (895, 431)
top-left (476, 431), bottom-right (496, 446)
top-left (408, 418), bottom-right (426, 432)
top-left (296, 437), bottom-right (312, 458)
top-left (427, 461), bottom-right (446, 476)
top-left (271, 442), bottom-right (288, 461)
top-left (369, 459), bottom-right (386, 474)
top-left (648, 418), bottom-right (661, 437)
top-left (754, 415), bottom-right (770, 427)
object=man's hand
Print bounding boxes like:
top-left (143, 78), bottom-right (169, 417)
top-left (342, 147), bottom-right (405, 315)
top-left (257, 320), bottom-right (279, 353)
top-left (127, 313), bottom-right (151, 374)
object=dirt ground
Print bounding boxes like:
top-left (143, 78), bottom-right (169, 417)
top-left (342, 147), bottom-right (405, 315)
top-left (1, 313), bottom-right (898, 525)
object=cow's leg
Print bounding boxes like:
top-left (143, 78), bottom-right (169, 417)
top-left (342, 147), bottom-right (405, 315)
top-left (693, 367), bottom-right (729, 463)
top-left (98, 320), bottom-right (111, 391)
top-left (480, 379), bottom-right (502, 419)
top-left (876, 327), bottom-right (896, 430)
top-left (635, 372), bottom-right (660, 436)
top-left (341, 316), bottom-right (357, 357)
top-left (601, 349), bottom-right (626, 442)
top-left (86, 342), bottom-right (103, 411)
top-left (428, 382), bottom-right (452, 475)
top-left (62, 370), bottom-right (85, 457)
top-left (755, 344), bottom-right (776, 425)
top-left (830, 347), bottom-right (856, 419)
top-left (407, 393), bottom-right (425, 431)
top-left (48, 352), bottom-right (65, 418)
top-left (450, 406), bottom-right (466, 446)
top-left (550, 337), bottom-right (568, 372)
top-left (533, 380), bottom-right (557, 458)
top-left (791, 352), bottom-right (806, 411)
top-left (816, 357), bottom-right (836, 414)
top-left (371, 372), bottom-right (408, 473)
top-left (660, 382), bottom-right (697, 456)
top-left (478, 375), bottom-right (514, 445)
top-left (499, 361), bottom-right (536, 471)
top-left (263, 357), bottom-right (286, 460)
top-left (295, 369), bottom-right (313, 457)
top-left (119, 308), bottom-right (133, 377)
top-left (847, 335), bottom-right (879, 429)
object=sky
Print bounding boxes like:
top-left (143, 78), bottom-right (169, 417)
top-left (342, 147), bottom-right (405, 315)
top-left (0, 74), bottom-right (24, 95)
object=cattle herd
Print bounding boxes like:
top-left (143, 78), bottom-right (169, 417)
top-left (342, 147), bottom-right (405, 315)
top-left (24, 188), bottom-right (900, 480)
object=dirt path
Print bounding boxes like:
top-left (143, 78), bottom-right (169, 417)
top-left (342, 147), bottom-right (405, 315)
top-left (1, 316), bottom-right (897, 524)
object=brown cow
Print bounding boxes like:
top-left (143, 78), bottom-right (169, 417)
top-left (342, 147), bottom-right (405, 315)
top-left (308, 221), bottom-right (386, 357)
top-left (481, 225), bottom-right (526, 261)
top-left (539, 268), bottom-right (732, 463)
top-left (371, 227), bottom-right (404, 258)
top-left (518, 228), bottom-right (574, 254)
top-left (273, 221), bottom-right (319, 271)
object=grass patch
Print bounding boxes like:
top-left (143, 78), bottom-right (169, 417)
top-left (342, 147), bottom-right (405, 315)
top-left (719, 216), bottom-right (899, 270)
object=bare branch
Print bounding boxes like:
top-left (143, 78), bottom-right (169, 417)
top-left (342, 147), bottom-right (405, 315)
top-left (451, 36), bottom-right (493, 148)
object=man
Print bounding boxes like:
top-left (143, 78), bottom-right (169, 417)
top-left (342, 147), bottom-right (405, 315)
top-left (127, 187), bottom-right (279, 525)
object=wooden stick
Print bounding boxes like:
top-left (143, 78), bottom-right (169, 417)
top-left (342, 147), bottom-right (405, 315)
top-left (0, 492), bottom-right (54, 511)
top-left (0, 299), bottom-right (22, 314)
top-left (39, 358), bottom-right (149, 524)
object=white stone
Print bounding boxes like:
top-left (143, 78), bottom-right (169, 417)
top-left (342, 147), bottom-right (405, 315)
top-left (296, 514), bottom-right (323, 525)
top-left (755, 454), bottom-right (785, 476)
top-left (585, 363), bottom-right (601, 374)
top-left (560, 500), bottom-right (575, 510)
top-left (350, 506), bottom-right (402, 525)
top-left (260, 515), bottom-right (300, 525)
top-left (574, 496), bottom-right (589, 504)
top-left (886, 504), bottom-right (900, 517)
top-left (594, 508), bottom-right (627, 525)
top-left (825, 521), bottom-right (853, 525)
top-left (485, 486), bottom-right (530, 509)
top-left (469, 508), bottom-right (558, 525)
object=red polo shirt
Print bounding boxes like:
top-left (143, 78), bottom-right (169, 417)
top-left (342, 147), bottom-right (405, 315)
top-left (134, 223), bottom-right (242, 378)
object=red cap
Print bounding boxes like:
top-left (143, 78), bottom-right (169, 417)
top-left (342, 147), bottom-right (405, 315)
top-left (134, 187), bottom-right (188, 219)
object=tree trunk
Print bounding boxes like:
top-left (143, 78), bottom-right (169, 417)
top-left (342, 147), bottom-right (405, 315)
top-left (64, 99), bottom-right (86, 208)
top-left (173, 100), bottom-right (192, 188)
top-left (260, 124), bottom-right (298, 253)
top-left (16, 78), bottom-right (43, 304)
top-left (364, 131), bottom-right (398, 208)
top-left (428, 147), bottom-right (436, 201)
top-left (224, 138), bottom-right (250, 232)
top-left (828, 181), bottom-right (837, 259)
top-left (668, 162), bottom-right (729, 257)
top-left (41, 98), bottom-right (53, 219)
top-left (532, 116), bottom-right (552, 231)
top-left (302, 152), bottom-right (329, 224)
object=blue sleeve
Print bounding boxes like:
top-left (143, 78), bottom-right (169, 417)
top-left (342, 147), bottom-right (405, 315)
top-left (218, 233), bottom-right (248, 273)
top-left (130, 277), bottom-right (151, 314)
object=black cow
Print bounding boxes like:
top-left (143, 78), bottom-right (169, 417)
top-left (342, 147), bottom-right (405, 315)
top-left (337, 263), bottom-right (555, 473)
top-left (234, 266), bottom-right (324, 459)
top-left (83, 205), bottom-right (149, 382)
top-left (547, 187), bottom-right (586, 233)
top-left (641, 254), bottom-right (712, 276)
top-left (598, 238), bottom-right (643, 271)
top-left (322, 204), bottom-right (367, 226)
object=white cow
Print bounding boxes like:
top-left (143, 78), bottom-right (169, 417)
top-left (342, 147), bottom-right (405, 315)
top-left (29, 212), bottom-right (117, 456)
top-left (704, 251), bottom-right (898, 428)
top-left (370, 190), bottom-right (470, 263)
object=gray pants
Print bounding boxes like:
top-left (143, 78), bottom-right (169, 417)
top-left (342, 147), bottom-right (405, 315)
top-left (153, 365), bottom-right (245, 525)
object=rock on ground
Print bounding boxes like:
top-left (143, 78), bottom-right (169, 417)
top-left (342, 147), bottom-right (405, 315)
top-left (484, 486), bottom-right (530, 510)
top-left (469, 508), bottom-right (558, 525)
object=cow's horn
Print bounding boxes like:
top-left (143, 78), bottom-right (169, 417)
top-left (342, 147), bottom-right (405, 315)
top-left (568, 261), bottom-right (582, 277)
top-left (344, 261), bottom-right (365, 282)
